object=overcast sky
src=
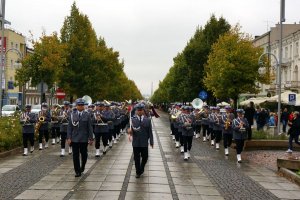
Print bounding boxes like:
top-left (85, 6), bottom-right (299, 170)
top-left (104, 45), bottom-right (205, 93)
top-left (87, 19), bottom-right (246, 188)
top-left (5, 0), bottom-right (300, 96)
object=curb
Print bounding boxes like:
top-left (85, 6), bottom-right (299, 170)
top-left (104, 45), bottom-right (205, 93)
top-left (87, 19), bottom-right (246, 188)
top-left (0, 147), bottom-right (22, 158)
top-left (279, 167), bottom-right (300, 186)
top-left (244, 140), bottom-right (300, 151)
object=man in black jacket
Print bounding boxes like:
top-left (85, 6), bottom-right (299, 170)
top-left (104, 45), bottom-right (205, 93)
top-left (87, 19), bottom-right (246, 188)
top-left (128, 103), bottom-right (154, 178)
top-left (286, 111), bottom-right (300, 153)
top-left (244, 101), bottom-right (255, 140)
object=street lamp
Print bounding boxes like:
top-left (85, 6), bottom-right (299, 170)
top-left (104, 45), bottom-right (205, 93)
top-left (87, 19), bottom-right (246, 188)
top-left (258, 52), bottom-right (281, 134)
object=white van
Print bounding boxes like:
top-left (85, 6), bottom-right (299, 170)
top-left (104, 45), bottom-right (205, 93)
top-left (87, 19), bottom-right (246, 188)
top-left (2, 105), bottom-right (20, 117)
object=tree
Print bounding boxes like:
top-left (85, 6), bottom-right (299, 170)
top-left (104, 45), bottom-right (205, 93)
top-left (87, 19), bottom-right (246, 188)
top-left (15, 33), bottom-right (66, 88)
top-left (204, 26), bottom-right (271, 109)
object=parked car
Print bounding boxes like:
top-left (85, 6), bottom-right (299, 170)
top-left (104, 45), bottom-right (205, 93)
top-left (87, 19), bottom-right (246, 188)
top-left (31, 104), bottom-right (41, 115)
top-left (1, 105), bottom-right (20, 117)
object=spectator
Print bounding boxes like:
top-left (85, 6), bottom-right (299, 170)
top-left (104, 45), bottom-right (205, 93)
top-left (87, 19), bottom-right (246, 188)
top-left (269, 113), bottom-right (276, 127)
top-left (281, 108), bottom-right (289, 134)
top-left (286, 111), bottom-right (300, 153)
top-left (256, 108), bottom-right (266, 131)
top-left (244, 101), bottom-right (256, 140)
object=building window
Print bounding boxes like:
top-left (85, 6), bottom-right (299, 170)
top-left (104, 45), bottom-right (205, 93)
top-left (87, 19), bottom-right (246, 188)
top-left (294, 66), bottom-right (298, 82)
top-left (9, 98), bottom-right (17, 105)
top-left (15, 43), bottom-right (18, 50)
top-left (285, 47), bottom-right (288, 58)
top-left (290, 45), bottom-right (292, 58)
top-left (7, 81), bottom-right (14, 89)
top-left (10, 42), bottom-right (13, 49)
top-left (296, 42), bottom-right (299, 57)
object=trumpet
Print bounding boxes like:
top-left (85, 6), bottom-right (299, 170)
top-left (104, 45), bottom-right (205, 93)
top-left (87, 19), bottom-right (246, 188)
top-left (94, 112), bottom-right (105, 125)
top-left (21, 112), bottom-right (31, 125)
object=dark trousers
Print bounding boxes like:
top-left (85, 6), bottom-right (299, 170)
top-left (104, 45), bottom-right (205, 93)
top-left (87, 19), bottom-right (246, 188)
top-left (235, 139), bottom-right (245, 154)
top-left (174, 128), bottom-right (179, 141)
top-left (23, 133), bottom-right (34, 148)
top-left (282, 120), bottom-right (287, 133)
top-left (210, 129), bottom-right (215, 140)
top-left (178, 131), bottom-right (184, 146)
top-left (215, 130), bottom-right (222, 143)
top-left (39, 130), bottom-right (49, 143)
top-left (223, 134), bottom-right (233, 148)
top-left (288, 134), bottom-right (300, 150)
top-left (202, 125), bottom-right (209, 137)
top-left (61, 132), bottom-right (67, 149)
top-left (133, 147), bottom-right (148, 175)
top-left (247, 127), bottom-right (252, 140)
top-left (195, 125), bottom-right (201, 134)
top-left (102, 132), bottom-right (109, 147)
top-left (72, 142), bottom-right (88, 174)
top-left (51, 127), bottom-right (60, 139)
top-left (183, 135), bottom-right (193, 152)
top-left (170, 123), bottom-right (175, 135)
top-left (109, 129), bottom-right (114, 141)
top-left (94, 132), bottom-right (102, 149)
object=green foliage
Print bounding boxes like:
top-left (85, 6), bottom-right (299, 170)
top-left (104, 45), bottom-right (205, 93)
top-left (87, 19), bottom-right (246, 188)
top-left (151, 15), bottom-right (230, 104)
top-left (0, 115), bottom-right (22, 152)
top-left (204, 26), bottom-right (270, 109)
top-left (15, 33), bottom-right (66, 87)
top-left (296, 170), bottom-right (300, 176)
top-left (252, 130), bottom-right (288, 140)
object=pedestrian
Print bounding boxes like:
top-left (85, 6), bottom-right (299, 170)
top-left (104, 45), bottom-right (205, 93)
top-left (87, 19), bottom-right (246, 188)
top-left (244, 101), bottom-right (256, 140)
top-left (67, 98), bottom-right (94, 177)
top-left (256, 108), bottom-right (266, 131)
top-left (232, 109), bottom-right (249, 163)
top-left (281, 108), bottom-right (289, 133)
top-left (128, 103), bottom-right (154, 178)
top-left (268, 113), bottom-right (276, 127)
top-left (20, 105), bottom-right (37, 156)
top-left (286, 111), bottom-right (300, 153)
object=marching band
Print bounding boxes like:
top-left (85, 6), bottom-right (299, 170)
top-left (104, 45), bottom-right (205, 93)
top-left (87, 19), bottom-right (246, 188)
top-left (168, 99), bottom-right (250, 163)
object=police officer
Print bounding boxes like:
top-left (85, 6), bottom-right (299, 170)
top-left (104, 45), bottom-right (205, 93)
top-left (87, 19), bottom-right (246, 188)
top-left (93, 101), bottom-right (107, 157)
top-left (201, 105), bottom-right (210, 142)
top-left (51, 104), bottom-right (61, 145)
top-left (98, 102), bottom-right (110, 154)
top-left (67, 98), bottom-right (94, 177)
top-left (232, 109), bottom-right (249, 163)
top-left (105, 104), bottom-right (115, 148)
top-left (38, 103), bottom-right (51, 150)
top-left (58, 101), bottom-right (71, 157)
top-left (213, 107), bottom-right (223, 150)
top-left (181, 106), bottom-right (195, 160)
top-left (128, 103), bottom-right (154, 178)
top-left (221, 106), bottom-right (235, 156)
top-left (20, 105), bottom-right (37, 156)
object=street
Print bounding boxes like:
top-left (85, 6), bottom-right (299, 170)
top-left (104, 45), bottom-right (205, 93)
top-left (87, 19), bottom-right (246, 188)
top-left (0, 111), bottom-right (300, 200)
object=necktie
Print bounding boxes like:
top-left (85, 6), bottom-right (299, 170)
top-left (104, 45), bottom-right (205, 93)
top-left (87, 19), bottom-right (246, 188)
top-left (79, 112), bottom-right (82, 118)
top-left (140, 116), bottom-right (142, 123)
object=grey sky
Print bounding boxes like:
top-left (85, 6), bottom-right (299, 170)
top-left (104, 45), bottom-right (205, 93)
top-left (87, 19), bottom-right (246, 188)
top-left (5, 0), bottom-right (300, 95)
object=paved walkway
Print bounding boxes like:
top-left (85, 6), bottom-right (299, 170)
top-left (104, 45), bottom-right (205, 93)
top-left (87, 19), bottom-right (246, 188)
top-left (0, 111), bottom-right (299, 199)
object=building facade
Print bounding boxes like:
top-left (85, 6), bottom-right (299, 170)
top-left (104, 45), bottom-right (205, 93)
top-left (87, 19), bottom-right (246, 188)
top-left (253, 24), bottom-right (300, 96)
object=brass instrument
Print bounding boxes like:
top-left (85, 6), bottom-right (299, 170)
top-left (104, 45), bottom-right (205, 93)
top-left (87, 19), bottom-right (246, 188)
top-left (21, 112), bottom-right (31, 126)
top-left (35, 111), bottom-right (46, 134)
top-left (94, 112), bottom-right (105, 125)
top-left (61, 110), bottom-right (69, 124)
top-left (224, 114), bottom-right (231, 130)
top-left (51, 106), bottom-right (61, 123)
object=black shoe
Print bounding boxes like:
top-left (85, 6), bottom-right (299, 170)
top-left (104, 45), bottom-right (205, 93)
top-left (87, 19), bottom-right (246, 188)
top-left (60, 155), bottom-right (64, 157)
top-left (135, 174), bottom-right (140, 178)
top-left (75, 173), bottom-right (81, 177)
top-left (103, 151), bottom-right (106, 155)
top-left (80, 167), bottom-right (85, 173)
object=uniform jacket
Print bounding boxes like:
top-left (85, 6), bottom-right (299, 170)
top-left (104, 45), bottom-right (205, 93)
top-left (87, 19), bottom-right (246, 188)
top-left (221, 113), bottom-right (235, 134)
top-left (58, 109), bottom-right (71, 133)
top-left (20, 112), bottom-right (37, 134)
top-left (232, 117), bottom-right (249, 140)
top-left (67, 110), bottom-right (93, 143)
top-left (103, 109), bottom-right (115, 130)
top-left (38, 110), bottom-right (51, 131)
top-left (213, 113), bottom-right (223, 131)
top-left (131, 115), bottom-right (153, 147)
top-left (181, 113), bottom-right (195, 136)
top-left (93, 110), bottom-right (109, 133)
top-left (201, 111), bottom-right (209, 126)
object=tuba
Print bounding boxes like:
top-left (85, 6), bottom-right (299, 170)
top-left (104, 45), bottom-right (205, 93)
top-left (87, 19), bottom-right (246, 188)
top-left (82, 95), bottom-right (92, 105)
top-left (192, 98), bottom-right (203, 110)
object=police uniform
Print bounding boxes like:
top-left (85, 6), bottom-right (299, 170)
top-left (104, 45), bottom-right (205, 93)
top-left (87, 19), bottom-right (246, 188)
top-left (51, 104), bottom-right (61, 145)
top-left (67, 98), bottom-right (94, 177)
top-left (212, 107), bottom-right (222, 150)
top-left (201, 106), bottom-right (210, 142)
top-left (232, 109), bottom-right (249, 163)
top-left (221, 106), bottom-right (235, 156)
top-left (112, 103), bottom-right (121, 143)
top-left (58, 101), bottom-right (71, 157)
top-left (105, 104), bottom-right (115, 148)
top-left (20, 105), bottom-right (37, 156)
top-left (181, 106), bottom-right (195, 160)
top-left (38, 103), bottom-right (51, 150)
top-left (129, 103), bottom-right (154, 178)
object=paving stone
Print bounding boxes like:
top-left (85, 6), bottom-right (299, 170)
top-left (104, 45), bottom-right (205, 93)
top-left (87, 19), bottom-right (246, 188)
top-left (69, 190), bottom-right (97, 200)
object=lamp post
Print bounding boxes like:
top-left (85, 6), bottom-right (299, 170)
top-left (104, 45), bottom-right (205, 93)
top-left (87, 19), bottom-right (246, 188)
top-left (258, 52), bottom-right (280, 134)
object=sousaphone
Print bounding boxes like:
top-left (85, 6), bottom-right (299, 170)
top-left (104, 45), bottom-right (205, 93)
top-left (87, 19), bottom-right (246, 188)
top-left (191, 98), bottom-right (203, 109)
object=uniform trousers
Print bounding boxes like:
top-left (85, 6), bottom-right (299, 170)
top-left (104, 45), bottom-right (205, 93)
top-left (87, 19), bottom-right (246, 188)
top-left (210, 128), bottom-right (215, 140)
top-left (61, 132), bottom-right (67, 149)
top-left (109, 129), bottom-right (114, 141)
top-left (202, 125), bottom-right (209, 138)
top-left (102, 132), bottom-right (109, 147)
top-left (39, 130), bottom-right (49, 143)
top-left (133, 147), bottom-right (148, 175)
top-left (72, 142), bottom-right (88, 174)
top-left (223, 134), bottom-right (233, 148)
top-left (95, 132), bottom-right (105, 149)
top-left (183, 135), bottom-right (193, 152)
top-left (194, 124), bottom-right (201, 134)
top-left (23, 132), bottom-right (34, 148)
top-left (170, 123), bottom-right (175, 135)
top-left (235, 139), bottom-right (245, 154)
top-left (215, 130), bottom-right (222, 143)
top-left (51, 127), bottom-right (60, 139)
